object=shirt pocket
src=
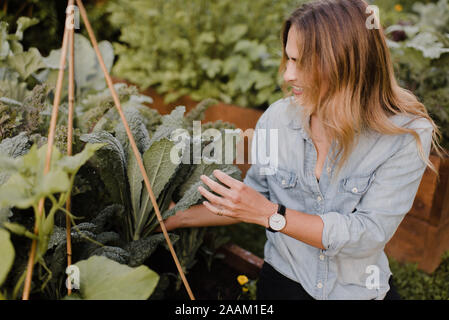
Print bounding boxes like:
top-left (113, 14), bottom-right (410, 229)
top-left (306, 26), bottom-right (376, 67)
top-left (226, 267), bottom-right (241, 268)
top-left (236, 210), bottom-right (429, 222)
top-left (336, 172), bottom-right (376, 214)
top-left (274, 167), bottom-right (297, 188)
top-left (267, 167), bottom-right (298, 204)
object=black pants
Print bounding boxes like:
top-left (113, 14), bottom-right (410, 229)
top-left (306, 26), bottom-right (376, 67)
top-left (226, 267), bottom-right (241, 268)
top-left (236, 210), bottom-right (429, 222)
top-left (256, 261), bottom-right (401, 300)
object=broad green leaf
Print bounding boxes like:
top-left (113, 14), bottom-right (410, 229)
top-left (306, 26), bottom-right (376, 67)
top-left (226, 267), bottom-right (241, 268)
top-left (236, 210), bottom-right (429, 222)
top-left (149, 106), bottom-right (186, 145)
top-left (126, 233), bottom-right (179, 267)
top-left (127, 143), bottom-right (144, 225)
top-left (197, 32), bottom-right (215, 44)
top-left (36, 169), bottom-right (71, 196)
top-left (7, 48), bottom-right (46, 79)
top-left (218, 25), bottom-right (248, 45)
top-left (135, 138), bottom-right (179, 238)
top-left (0, 169), bottom-right (69, 209)
top-left (0, 80), bottom-right (30, 103)
top-left (0, 143), bottom-right (75, 209)
top-left (163, 164), bottom-right (241, 221)
top-left (90, 246), bottom-right (130, 265)
top-left (70, 255), bottom-right (159, 300)
top-left (0, 155), bottom-right (21, 186)
top-left (80, 132), bottom-right (129, 208)
top-left (114, 106), bottom-right (151, 153)
top-left (0, 207), bottom-right (11, 225)
top-left (406, 32), bottom-right (449, 59)
top-left (184, 98), bottom-right (218, 123)
top-left (58, 143), bottom-right (106, 174)
top-left (42, 48), bottom-right (64, 69)
top-left (74, 35), bottom-right (114, 92)
top-left (14, 17), bottom-right (39, 41)
top-left (42, 34), bottom-right (114, 92)
top-left (0, 22), bottom-right (10, 60)
top-left (0, 228), bottom-right (15, 286)
top-left (198, 57), bottom-right (222, 78)
top-left (0, 174), bottom-right (38, 208)
top-left (0, 132), bottom-right (31, 159)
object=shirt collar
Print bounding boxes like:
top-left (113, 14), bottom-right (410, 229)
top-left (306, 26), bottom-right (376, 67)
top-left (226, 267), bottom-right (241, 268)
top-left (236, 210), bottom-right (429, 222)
top-left (287, 112), bottom-right (311, 142)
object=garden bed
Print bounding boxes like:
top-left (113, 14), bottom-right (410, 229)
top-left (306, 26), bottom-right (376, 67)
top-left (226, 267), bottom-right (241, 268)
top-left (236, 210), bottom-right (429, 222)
top-left (147, 241), bottom-right (262, 300)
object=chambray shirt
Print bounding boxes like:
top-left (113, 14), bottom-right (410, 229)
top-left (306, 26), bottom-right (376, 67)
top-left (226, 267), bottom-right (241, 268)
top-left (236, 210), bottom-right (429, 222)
top-left (243, 96), bottom-right (433, 300)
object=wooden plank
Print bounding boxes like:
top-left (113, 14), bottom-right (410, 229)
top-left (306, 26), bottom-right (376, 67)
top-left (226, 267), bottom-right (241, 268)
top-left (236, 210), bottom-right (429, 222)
top-left (385, 214), bottom-right (428, 265)
top-left (407, 154), bottom-right (440, 223)
top-left (428, 155), bottom-right (449, 226)
top-left (386, 210), bottom-right (449, 273)
top-left (420, 220), bottom-right (449, 273)
top-left (217, 243), bottom-right (264, 279)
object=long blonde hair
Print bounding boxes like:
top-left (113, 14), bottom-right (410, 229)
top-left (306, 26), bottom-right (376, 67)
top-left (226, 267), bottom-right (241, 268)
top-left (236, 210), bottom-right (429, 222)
top-left (279, 0), bottom-right (448, 182)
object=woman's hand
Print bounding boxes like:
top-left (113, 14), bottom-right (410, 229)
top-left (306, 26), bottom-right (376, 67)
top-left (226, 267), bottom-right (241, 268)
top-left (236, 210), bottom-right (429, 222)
top-left (198, 169), bottom-right (277, 227)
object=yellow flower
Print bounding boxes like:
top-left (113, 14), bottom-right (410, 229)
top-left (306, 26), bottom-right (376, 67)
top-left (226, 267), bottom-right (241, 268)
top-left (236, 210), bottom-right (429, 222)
top-left (237, 275), bottom-right (249, 286)
top-left (242, 287), bottom-right (249, 293)
top-left (394, 4), bottom-right (403, 12)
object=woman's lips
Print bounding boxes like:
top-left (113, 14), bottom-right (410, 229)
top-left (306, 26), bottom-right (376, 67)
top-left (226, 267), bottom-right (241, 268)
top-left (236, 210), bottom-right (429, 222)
top-left (292, 86), bottom-right (303, 95)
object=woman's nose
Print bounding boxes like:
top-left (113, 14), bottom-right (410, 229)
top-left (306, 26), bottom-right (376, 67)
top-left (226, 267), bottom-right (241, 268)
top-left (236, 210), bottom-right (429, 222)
top-left (283, 62), bottom-right (297, 83)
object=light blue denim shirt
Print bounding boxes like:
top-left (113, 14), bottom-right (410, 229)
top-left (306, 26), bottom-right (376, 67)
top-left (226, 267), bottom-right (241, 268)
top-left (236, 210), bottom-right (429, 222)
top-left (243, 96), bottom-right (433, 300)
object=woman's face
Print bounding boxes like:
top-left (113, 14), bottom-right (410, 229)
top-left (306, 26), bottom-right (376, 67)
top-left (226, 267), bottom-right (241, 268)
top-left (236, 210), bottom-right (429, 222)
top-left (283, 26), bottom-right (306, 99)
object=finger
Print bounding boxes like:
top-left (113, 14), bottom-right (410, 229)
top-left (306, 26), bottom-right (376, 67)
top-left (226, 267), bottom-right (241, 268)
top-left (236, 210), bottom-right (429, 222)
top-left (198, 185), bottom-right (235, 210)
top-left (203, 201), bottom-right (232, 217)
top-left (213, 169), bottom-right (242, 189)
top-left (200, 175), bottom-right (235, 200)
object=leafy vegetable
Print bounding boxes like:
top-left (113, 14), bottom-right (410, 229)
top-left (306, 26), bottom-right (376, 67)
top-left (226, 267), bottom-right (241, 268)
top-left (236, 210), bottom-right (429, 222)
top-left (0, 142), bottom-right (104, 298)
top-left (65, 255), bottom-right (159, 300)
top-left (0, 229), bottom-right (15, 287)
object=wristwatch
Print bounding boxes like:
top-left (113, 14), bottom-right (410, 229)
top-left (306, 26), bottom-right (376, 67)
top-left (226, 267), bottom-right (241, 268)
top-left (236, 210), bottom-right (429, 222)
top-left (267, 204), bottom-right (286, 233)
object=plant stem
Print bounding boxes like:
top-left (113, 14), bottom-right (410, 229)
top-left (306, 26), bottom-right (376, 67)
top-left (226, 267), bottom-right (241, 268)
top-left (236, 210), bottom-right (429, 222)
top-left (12, 269), bottom-right (27, 300)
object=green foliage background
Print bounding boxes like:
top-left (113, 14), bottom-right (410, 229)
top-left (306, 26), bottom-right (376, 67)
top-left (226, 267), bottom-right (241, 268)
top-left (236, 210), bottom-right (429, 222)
top-left (105, 0), bottom-right (302, 108)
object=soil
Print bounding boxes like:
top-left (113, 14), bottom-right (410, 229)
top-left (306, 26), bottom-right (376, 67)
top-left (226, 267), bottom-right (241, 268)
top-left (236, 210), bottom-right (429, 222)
top-left (146, 246), bottom-right (245, 300)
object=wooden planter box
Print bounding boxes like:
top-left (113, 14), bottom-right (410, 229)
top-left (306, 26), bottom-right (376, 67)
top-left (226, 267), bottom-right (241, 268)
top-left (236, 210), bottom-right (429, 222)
top-left (385, 153), bottom-right (449, 273)
top-left (114, 79), bottom-right (449, 274)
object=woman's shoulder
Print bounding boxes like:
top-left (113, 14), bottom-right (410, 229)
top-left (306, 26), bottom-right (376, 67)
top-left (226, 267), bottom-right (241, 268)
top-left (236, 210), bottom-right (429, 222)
top-left (388, 113), bottom-right (433, 132)
top-left (257, 96), bottom-right (304, 129)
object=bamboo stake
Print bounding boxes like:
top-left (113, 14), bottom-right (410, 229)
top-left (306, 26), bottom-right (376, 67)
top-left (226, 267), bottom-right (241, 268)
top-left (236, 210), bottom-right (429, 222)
top-left (65, 0), bottom-right (76, 296)
top-left (75, 0), bottom-right (195, 300)
top-left (22, 4), bottom-right (71, 300)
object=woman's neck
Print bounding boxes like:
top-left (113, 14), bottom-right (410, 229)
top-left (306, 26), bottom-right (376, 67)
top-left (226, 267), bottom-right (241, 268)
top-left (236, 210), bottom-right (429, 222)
top-left (309, 114), bottom-right (329, 144)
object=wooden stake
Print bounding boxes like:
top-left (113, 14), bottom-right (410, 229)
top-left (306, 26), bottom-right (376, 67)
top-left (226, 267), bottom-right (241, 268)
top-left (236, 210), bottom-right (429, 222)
top-left (75, 0), bottom-right (195, 300)
top-left (22, 2), bottom-right (71, 300)
top-left (65, 0), bottom-right (76, 296)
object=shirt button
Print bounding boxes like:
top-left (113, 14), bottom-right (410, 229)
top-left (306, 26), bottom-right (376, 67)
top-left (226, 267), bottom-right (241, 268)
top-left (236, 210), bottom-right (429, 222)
top-left (317, 196), bottom-right (322, 201)
top-left (282, 179), bottom-right (286, 185)
top-left (352, 187), bottom-right (358, 193)
top-left (319, 254), bottom-right (325, 261)
top-left (317, 282), bottom-right (323, 289)
top-left (326, 167), bottom-right (331, 173)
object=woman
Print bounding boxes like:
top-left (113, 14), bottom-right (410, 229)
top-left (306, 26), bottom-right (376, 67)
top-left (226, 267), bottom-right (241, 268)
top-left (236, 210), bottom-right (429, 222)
top-left (158, 0), bottom-right (446, 300)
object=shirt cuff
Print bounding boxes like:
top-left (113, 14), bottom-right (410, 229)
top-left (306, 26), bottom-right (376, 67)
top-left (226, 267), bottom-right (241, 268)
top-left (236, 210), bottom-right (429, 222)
top-left (318, 211), bottom-right (351, 257)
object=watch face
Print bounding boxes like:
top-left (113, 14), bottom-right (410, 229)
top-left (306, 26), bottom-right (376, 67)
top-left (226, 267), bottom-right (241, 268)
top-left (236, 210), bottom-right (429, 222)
top-left (269, 213), bottom-right (286, 231)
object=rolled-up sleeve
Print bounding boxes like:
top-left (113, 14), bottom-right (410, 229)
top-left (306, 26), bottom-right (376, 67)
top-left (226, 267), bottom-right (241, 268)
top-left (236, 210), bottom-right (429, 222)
top-left (319, 124), bottom-right (433, 258)
top-left (243, 112), bottom-right (270, 200)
